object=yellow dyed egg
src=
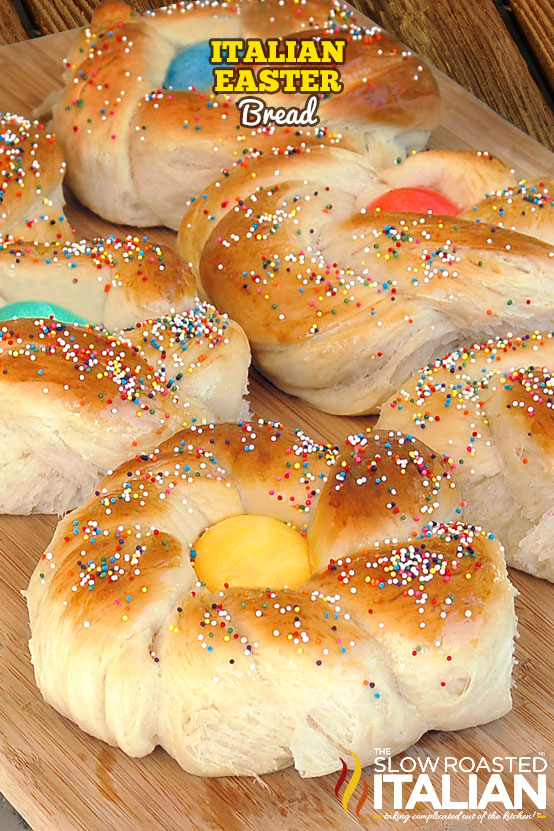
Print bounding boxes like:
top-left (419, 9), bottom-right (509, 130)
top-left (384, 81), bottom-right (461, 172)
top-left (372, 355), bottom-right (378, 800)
top-left (193, 514), bottom-right (310, 591)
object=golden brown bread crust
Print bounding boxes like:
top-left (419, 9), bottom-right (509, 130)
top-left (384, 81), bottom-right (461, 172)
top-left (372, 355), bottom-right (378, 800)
top-left (128, 95), bottom-right (359, 230)
top-left (309, 431), bottom-right (458, 569)
top-left (199, 201), bottom-right (554, 345)
top-left (238, 0), bottom-right (334, 37)
top-left (178, 143), bottom-right (375, 272)
top-left (0, 309), bottom-right (250, 514)
top-left (0, 309), bottom-right (241, 428)
top-left (31, 422), bottom-right (454, 610)
top-left (375, 331), bottom-right (554, 580)
top-left (0, 113), bottom-right (69, 242)
top-left (376, 332), bottom-right (554, 470)
top-left (1, 315), bottom-right (190, 424)
top-left (103, 420), bottom-right (340, 527)
top-left (0, 235), bottom-right (196, 330)
top-left (462, 176), bottom-right (554, 244)
top-left (162, 524), bottom-right (506, 698)
top-left (179, 144), bottom-right (554, 413)
top-left (308, 31), bottom-right (439, 130)
top-left (52, 0), bottom-right (440, 228)
top-left (89, 0), bottom-right (135, 24)
top-left (27, 420), bottom-right (516, 776)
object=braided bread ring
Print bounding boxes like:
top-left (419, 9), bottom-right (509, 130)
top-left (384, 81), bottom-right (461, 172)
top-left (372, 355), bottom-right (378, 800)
top-left (51, 0), bottom-right (439, 229)
top-left (0, 235), bottom-right (196, 331)
top-left (376, 332), bottom-right (554, 582)
top-left (27, 422), bottom-right (516, 777)
top-left (179, 144), bottom-right (554, 414)
top-left (0, 308), bottom-right (249, 515)
top-left (0, 112), bottom-right (197, 329)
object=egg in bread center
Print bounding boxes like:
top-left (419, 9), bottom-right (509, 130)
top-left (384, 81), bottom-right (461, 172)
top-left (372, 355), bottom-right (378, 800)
top-left (163, 41), bottom-right (231, 91)
top-left (0, 301), bottom-right (90, 325)
top-left (192, 514), bottom-right (311, 591)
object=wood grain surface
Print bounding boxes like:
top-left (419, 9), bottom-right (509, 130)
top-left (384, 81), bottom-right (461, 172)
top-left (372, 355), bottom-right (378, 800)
top-left (0, 0), bottom-right (27, 45)
top-left (510, 0), bottom-right (554, 91)
top-left (1, 13), bottom-right (554, 831)
top-left (351, 0), bottom-right (554, 150)
top-left (0, 7), bottom-right (554, 831)
top-left (0, 0), bottom-right (553, 151)
top-left (1, 456), bottom-right (552, 831)
top-left (21, 0), bottom-right (163, 37)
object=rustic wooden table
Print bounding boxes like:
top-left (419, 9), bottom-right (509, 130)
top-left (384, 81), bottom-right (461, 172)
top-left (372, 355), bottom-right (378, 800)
top-left (0, 3), bottom-right (553, 830)
top-left (0, 0), bottom-right (553, 148)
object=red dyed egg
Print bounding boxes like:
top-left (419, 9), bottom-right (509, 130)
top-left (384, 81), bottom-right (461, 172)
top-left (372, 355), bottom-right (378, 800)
top-left (366, 187), bottom-right (460, 216)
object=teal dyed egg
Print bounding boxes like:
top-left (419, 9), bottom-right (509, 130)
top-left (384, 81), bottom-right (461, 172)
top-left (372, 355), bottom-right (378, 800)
top-left (0, 301), bottom-right (90, 325)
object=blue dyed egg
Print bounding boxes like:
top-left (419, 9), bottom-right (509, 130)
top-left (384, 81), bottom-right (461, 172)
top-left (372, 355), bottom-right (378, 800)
top-left (0, 301), bottom-right (90, 325)
top-left (164, 41), bottom-right (230, 91)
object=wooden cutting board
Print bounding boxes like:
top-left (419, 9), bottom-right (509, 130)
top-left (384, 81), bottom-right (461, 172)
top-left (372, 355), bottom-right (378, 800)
top-left (1, 15), bottom-right (554, 831)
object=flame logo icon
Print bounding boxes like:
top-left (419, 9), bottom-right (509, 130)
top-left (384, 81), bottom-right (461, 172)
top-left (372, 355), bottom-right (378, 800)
top-left (334, 750), bottom-right (369, 817)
